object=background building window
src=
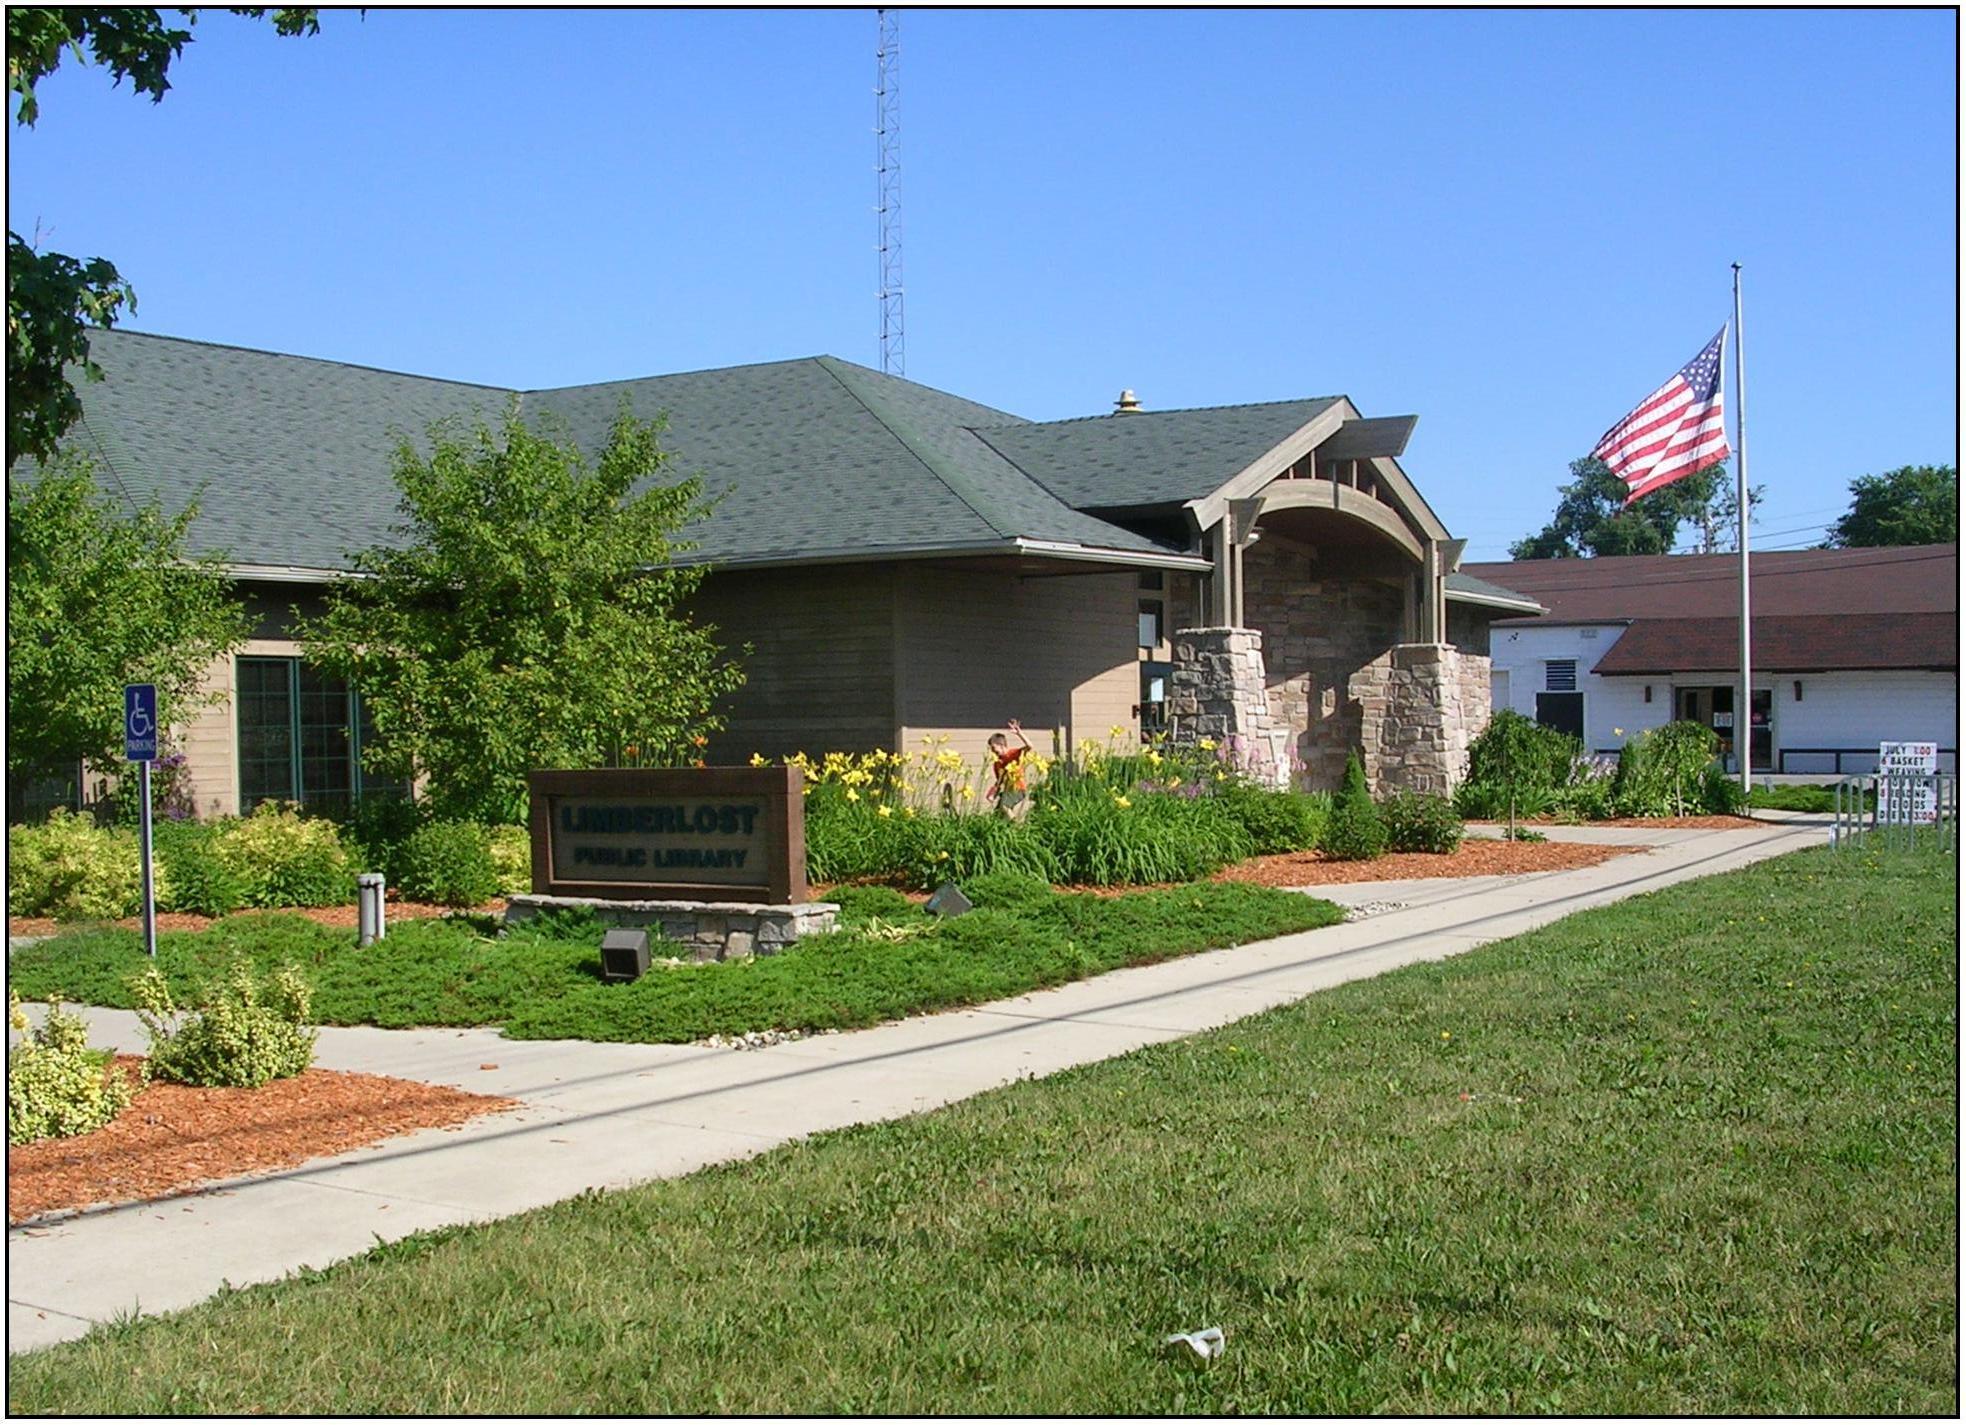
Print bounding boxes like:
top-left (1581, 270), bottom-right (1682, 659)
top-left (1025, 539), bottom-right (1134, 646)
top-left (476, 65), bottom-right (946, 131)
top-left (1544, 658), bottom-right (1578, 692)
top-left (237, 657), bottom-right (405, 813)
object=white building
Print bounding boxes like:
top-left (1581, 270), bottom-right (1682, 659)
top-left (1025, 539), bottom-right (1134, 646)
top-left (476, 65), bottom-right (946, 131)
top-left (1462, 545), bottom-right (1958, 776)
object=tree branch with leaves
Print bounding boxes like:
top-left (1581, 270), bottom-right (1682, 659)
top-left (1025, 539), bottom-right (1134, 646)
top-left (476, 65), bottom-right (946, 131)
top-left (6, 7), bottom-right (321, 467)
top-left (298, 406), bottom-right (748, 823)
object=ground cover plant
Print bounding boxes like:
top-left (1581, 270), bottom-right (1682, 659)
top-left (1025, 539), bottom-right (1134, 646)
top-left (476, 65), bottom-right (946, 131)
top-left (1746, 782), bottom-right (1865, 814)
top-left (8, 838), bottom-right (1952, 1413)
top-left (8, 881), bottom-right (1344, 1045)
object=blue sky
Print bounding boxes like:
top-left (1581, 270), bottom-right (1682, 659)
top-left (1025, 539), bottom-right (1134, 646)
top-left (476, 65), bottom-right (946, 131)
top-left (7, 6), bottom-right (1956, 558)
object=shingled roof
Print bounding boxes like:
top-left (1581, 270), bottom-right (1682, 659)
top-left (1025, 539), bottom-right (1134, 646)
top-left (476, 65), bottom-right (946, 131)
top-left (970, 398), bottom-right (1343, 511)
top-left (57, 331), bottom-right (1209, 573)
top-left (1591, 612), bottom-right (1957, 674)
top-left (1463, 545), bottom-right (1959, 674)
top-left (1461, 545), bottom-right (1958, 622)
top-left (55, 331), bottom-right (1540, 613)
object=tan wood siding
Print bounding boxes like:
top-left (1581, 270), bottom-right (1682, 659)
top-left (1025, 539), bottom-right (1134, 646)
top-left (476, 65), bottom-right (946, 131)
top-left (895, 565), bottom-right (1139, 766)
top-left (689, 565), bottom-right (898, 760)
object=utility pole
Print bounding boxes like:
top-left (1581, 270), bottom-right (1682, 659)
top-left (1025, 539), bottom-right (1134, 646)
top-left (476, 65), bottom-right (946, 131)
top-left (876, 9), bottom-right (905, 375)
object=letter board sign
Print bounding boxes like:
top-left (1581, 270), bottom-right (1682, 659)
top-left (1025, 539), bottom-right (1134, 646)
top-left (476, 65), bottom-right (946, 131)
top-left (528, 766), bottom-right (806, 904)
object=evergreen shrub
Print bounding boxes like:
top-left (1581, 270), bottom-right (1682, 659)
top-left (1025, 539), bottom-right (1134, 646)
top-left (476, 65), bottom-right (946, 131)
top-left (1323, 752), bottom-right (1388, 861)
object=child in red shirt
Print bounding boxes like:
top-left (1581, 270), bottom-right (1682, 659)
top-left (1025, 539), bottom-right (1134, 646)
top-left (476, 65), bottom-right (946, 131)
top-left (987, 719), bottom-right (1032, 813)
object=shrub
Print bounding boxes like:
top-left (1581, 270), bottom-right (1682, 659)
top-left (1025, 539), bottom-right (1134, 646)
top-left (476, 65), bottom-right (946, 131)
top-left (1322, 798), bottom-right (1389, 861)
top-left (1214, 783), bottom-right (1328, 855)
top-left (1612, 721), bottom-right (1720, 817)
top-left (397, 820), bottom-right (501, 907)
top-left (130, 961), bottom-right (317, 1088)
top-left (8, 809), bottom-right (153, 920)
top-left (1453, 780), bottom-right (1507, 820)
top-left (1379, 792), bottom-right (1463, 854)
top-left (1467, 711), bottom-right (1582, 797)
top-left (1700, 763), bottom-right (1748, 815)
top-left (1320, 750), bottom-right (1388, 861)
top-left (1337, 751), bottom-right (1373, 810)
top-left (215, 803), bottom-right (355, 908)
top-left (154, 819), bottom-right (246, 918)
top-left (338, 796), bottom-right (426, 883)
top-left (486, 824), bottom-right (532, 897)
top-left (7, 991), bottom-right (137, 1144)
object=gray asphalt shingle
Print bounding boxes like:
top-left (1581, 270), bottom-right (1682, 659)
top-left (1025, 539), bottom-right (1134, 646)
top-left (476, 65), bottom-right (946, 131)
top-left (61, 332), bottom-right (1197, 570)
top-left (970, 397), bottom-right (1344, 510)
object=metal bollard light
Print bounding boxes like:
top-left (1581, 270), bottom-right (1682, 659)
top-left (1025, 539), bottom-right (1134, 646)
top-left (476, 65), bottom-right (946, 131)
top-left (357, 872), bottom-right (387, 947)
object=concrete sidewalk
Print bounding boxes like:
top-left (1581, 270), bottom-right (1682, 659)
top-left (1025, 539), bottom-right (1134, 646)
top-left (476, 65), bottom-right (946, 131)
top-left (9, 818), bottom-right (1822, 1353)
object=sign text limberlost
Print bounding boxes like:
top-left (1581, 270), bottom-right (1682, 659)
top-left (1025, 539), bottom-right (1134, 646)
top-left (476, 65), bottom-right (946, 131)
top-left (528, 766), bottom-right (806, 904)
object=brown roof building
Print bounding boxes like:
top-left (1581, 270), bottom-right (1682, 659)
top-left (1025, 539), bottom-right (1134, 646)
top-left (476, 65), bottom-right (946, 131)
top-left (1460, 545), bottom-right (1958, 775)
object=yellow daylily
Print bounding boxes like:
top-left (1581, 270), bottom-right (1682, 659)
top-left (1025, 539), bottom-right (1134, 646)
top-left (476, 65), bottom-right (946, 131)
top-left (877, 804), bottom-right (893, 818)
top-left (748, 752), bottom-right (767, 767)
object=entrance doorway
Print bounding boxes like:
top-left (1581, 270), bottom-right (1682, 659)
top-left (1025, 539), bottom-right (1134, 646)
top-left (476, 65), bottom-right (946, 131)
top-left (1675, 684), bottom-right (1771, 772)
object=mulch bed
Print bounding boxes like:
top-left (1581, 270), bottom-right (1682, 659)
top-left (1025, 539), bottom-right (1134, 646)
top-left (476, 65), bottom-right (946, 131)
top-left (8, 1058), bottom-right (518, 1226)
top-left (1492, 814), bottom-right (1765, 830)
top-left (9, 898), bottom-right (508, 941)
top-left (1216, 838), bottom-right (1641, 888)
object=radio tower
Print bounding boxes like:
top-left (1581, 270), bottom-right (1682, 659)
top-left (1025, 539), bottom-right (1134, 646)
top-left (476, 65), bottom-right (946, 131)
top-left (875, 9), bottom-right (905, 376)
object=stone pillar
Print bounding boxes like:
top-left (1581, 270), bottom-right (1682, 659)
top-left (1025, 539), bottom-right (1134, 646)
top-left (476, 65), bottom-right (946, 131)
top-left (1167, 626), bottom-right (1291, 789)
top-left (1355, 642), bottom-right (1488, 796)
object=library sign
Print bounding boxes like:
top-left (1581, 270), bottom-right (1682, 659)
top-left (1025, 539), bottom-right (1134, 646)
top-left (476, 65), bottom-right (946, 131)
top-left (527, 766), bottom-right (807, 904)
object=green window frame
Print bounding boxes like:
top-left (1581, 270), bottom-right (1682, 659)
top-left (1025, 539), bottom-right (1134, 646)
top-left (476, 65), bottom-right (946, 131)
top-left (236, 656), bottom-right (405, 813)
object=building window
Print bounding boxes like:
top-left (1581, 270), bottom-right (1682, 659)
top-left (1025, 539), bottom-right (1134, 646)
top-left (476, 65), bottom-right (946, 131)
top-left (237, 657), bottom-right (405, 813)
top-left (1545, 659), bottom-right (1578, 692)
top-left (1138, 603), bottom-right (1162, 650)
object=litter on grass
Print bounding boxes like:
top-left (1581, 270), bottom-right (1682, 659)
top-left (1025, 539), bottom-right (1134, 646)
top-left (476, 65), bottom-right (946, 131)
top-left (1164, 1326), bottom-right (1226, 1360)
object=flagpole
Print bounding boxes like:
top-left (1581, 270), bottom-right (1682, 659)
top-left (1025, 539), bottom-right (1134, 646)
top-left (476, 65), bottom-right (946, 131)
top-left (1732, 262), bottom-right (1752, 795)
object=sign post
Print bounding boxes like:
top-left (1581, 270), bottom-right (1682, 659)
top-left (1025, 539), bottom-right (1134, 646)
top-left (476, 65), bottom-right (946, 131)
top-left (125, 684), bottom-right (159, 958)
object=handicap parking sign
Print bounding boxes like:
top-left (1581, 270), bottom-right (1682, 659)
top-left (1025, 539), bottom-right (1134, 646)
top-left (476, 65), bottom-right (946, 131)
top-left (125, 684), bottom-right (158, 762)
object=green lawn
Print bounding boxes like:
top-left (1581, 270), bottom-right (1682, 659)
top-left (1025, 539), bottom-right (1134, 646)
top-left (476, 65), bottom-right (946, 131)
top-left (6, 879), bottom-right (1343, 1043)
top-left (8, 840), bottom-right (1954, 1414)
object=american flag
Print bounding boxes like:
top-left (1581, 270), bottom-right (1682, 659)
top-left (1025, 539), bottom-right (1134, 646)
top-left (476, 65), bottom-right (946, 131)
top-left (1591, 327), bottom-right (1731, 505)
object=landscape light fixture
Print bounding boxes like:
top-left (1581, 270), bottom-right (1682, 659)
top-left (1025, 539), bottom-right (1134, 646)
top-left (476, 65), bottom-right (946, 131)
top-left (600, 928), bottom-right (652, 982)
top-left (924, 882), bottom-right (973, 918)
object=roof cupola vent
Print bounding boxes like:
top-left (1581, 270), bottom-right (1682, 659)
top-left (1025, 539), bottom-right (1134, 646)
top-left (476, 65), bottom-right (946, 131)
top-left (1114, 388), bottom-right (1142, 415)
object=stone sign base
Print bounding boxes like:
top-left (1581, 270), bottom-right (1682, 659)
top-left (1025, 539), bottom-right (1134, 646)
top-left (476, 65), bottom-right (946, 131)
top-left (505, 894), bottom-right (839, 962)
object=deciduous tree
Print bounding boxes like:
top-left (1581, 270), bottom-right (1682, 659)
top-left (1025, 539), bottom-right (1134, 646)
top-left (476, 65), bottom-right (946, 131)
top-left (1510, 456), bottom-right (1743, 559)
top-left (6, 452), bottom-right (249, 775)
top-left (1825, 465), bottom-right (1957, 548)
top-left (298, 407), bottom-right (747, 823)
